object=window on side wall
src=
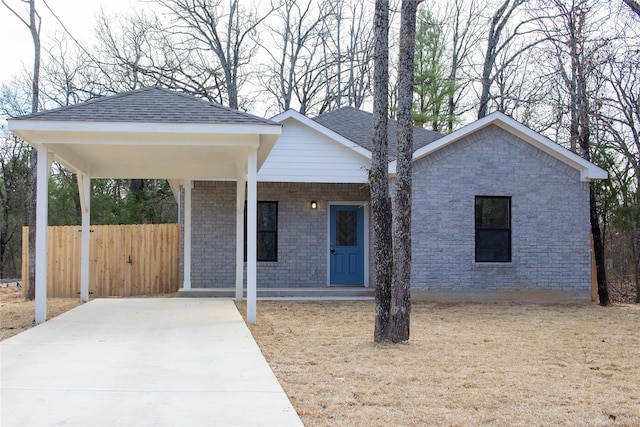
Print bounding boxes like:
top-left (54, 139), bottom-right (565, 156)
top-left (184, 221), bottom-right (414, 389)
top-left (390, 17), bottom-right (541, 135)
top-left (475, 196), bottom-right (511, 263)
top-left (244, 201), bottom-right (278, 262)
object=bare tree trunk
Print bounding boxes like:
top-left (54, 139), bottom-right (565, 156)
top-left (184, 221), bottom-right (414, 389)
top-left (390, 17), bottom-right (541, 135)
top-left (129, 179), bottom-right (144, 194)
top-left (371, 0), bottom-right (392, 343)
top-left (0, 182), bottom-right (7, 277)
top-left (386, 0), bottom-right (421, 343)
top-left (590, 185), bottom-right (610, 305)
top-left (478, 0), bottom-right (527, 119)
top-left (635, 226), bottom-right (640, 303)
top-left (259, 0), bottom-right (334, 114)
top-left (445, 0), bottom-right (481, 132)
top-left (344, 0), bottom-right (373, 109)
top-left (153, 0), bottom-right (274, 109)
top-left (447, 23), bottom-right (459, 134)
top-left (3, 0), bottom-right (42, 299)
top-left (225, 0), bottom-right (240, 109)
top-left (582, 131), bottom-right (610, 307)
top-left (335, 1), bottom-right (342, 109)
top-left (570, 2), bottom-right (610, 306)
top-left (27, 0), bottom-right (40, 301)
top-left (546, 0), bottom-right (610, 305)
top-left (447, 0), bottom-right (461, 132)
top-left (629, 172), bottom-right (639, 303)
top-left (597, 36), bottom-right (640, 303)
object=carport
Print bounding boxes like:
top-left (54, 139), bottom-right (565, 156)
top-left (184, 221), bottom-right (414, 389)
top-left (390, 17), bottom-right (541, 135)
top-left (8, 86), bottom-right (281, 323)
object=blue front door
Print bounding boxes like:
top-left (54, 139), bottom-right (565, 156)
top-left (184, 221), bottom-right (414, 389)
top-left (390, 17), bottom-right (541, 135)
top-left (330, 205), bottom-right (365, 285)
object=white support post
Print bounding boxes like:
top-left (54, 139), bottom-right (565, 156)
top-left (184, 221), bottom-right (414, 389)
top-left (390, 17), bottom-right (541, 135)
top-left (78, 174), bottom-right (91, 303)
top-left (183, 180), bottom-right (192, 290)
top-left (235, 173), bottom-right (246, 300)
top-left (246, 148), bottom-right (258, 323)
top-left (35, 148), bottom-right (50, 323)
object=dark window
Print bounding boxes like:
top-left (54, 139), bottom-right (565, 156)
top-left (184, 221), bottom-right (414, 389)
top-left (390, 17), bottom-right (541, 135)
top-left (244, 201), bottom-right (278, 262)
top-left (336, 210), bottom-right (358, 246)
top-left (475, 196), bottom-right (511, 262)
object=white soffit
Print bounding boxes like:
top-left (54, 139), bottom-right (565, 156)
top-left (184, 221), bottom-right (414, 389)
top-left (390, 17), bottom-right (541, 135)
top-left (8, 120), bottom-right (281, 180)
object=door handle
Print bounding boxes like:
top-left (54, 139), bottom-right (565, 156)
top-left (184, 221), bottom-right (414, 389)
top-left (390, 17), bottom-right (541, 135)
top-left (330, 247), bottom-right (336, 255)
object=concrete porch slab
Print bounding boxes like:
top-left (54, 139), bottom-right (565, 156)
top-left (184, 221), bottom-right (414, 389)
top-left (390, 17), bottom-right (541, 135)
top-left (177, 287), bottom-right (590, 304)
top-left (178, 286), bottom-right (375, 299)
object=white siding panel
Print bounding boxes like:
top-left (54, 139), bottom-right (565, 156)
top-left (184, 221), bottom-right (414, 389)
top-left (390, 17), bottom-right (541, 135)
top-left (258, 118), bottom-right (370, 183)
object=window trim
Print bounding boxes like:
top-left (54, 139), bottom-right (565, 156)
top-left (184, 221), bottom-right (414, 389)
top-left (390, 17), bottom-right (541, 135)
top-left (244, 201), bottom-right (278, 262)
top-left (474, 196), bottom-right (511, 263)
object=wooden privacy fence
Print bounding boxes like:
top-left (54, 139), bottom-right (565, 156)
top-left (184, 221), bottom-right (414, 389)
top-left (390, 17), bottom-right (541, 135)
top-left (22, 224), bottom-right (180, 298)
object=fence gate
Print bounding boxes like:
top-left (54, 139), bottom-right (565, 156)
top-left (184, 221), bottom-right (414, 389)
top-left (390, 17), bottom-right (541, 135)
top-left (22, 224), bottom-right (180, 298)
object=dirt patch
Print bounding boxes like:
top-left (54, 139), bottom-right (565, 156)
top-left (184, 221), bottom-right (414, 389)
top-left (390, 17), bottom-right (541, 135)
top-left (238, 300), bottom-right (640, 427)
top-left (0, 284), bottom-right (82, 341)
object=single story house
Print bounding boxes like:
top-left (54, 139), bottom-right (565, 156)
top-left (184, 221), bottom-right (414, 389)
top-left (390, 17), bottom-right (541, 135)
top-left (8, 87), bottom-right (607, 323)
top-left (188, 106), bottom-right (607, 298)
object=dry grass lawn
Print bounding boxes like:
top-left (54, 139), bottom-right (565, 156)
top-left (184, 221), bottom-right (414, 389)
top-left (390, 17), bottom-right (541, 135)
top-left (0, 284), bottom-right (81, 341)
top-left (3, 284), bottom-right (639, 426)
top-left (238, 300), bottom-right (640, 427)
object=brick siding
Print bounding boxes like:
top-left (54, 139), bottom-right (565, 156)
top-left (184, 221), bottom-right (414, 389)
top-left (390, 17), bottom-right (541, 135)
top-left (185, 182), bottom-right (370, 288)
top-left (410, 125), bottom-right (591, 292)
top-left (181, 124), bottom-right (591, 293)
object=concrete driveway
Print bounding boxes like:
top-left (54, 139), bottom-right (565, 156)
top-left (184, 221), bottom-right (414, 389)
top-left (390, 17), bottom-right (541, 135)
top-left (0, 298), bottom-right (303, 427)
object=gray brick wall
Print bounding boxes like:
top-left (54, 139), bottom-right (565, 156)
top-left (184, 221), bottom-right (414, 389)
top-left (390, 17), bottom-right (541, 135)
top-left (186, 182), bottom-right (370, 288)
top-left (410, 125), bottom-right (591, 291)
top-left (181, 124), bottom-right (592, 294)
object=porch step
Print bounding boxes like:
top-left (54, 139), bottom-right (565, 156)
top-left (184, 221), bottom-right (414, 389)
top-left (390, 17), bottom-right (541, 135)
top-left (177, 287), bottom-right (374, 300)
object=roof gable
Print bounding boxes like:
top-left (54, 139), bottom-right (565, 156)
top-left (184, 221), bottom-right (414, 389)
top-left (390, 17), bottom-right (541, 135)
top-left (270, 109), bottom-right (372, 159)
top-left (395, 111), bottom-right (607, 182)
top-left (13, 86), bottom-right (275, 125)
top-left (259, 114), bottom-right (370, 183)
top-left (312, 106), bottom-right (443, 161)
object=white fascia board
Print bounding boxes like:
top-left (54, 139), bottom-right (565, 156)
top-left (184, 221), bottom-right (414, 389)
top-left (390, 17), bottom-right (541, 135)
top-left (583, 166), bottom-right (609, 181)
top-left (29, 132), bottom-right (262, 147)
top-left (8, 119), bottom-right (281, 135)
top-left (269, 109), bottom-right (299, 122)
top-left (271, 109), bottom-right (372, 160)
top-left (257, 175), bottom-right (369, 184)
top-left (404, 111), bottom-right (608, 182)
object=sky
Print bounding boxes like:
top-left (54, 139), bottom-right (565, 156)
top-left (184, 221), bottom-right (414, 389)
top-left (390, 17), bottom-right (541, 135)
top-left (1, 0), bottom-right (138, 84)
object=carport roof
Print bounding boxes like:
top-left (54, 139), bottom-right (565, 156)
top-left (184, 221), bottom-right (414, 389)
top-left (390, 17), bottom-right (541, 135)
top-left (8, 86), bottom-right (282, 180)
top-left (13, 86), bottom-right (275, 125)
top-left (8, 86), bottom-right (280, 324)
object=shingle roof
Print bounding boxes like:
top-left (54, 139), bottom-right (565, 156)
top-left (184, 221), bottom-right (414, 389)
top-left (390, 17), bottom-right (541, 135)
top-left (13, 86), bottom-right (276, 125)
top-left (312, 106), bottom-right (443, 160)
